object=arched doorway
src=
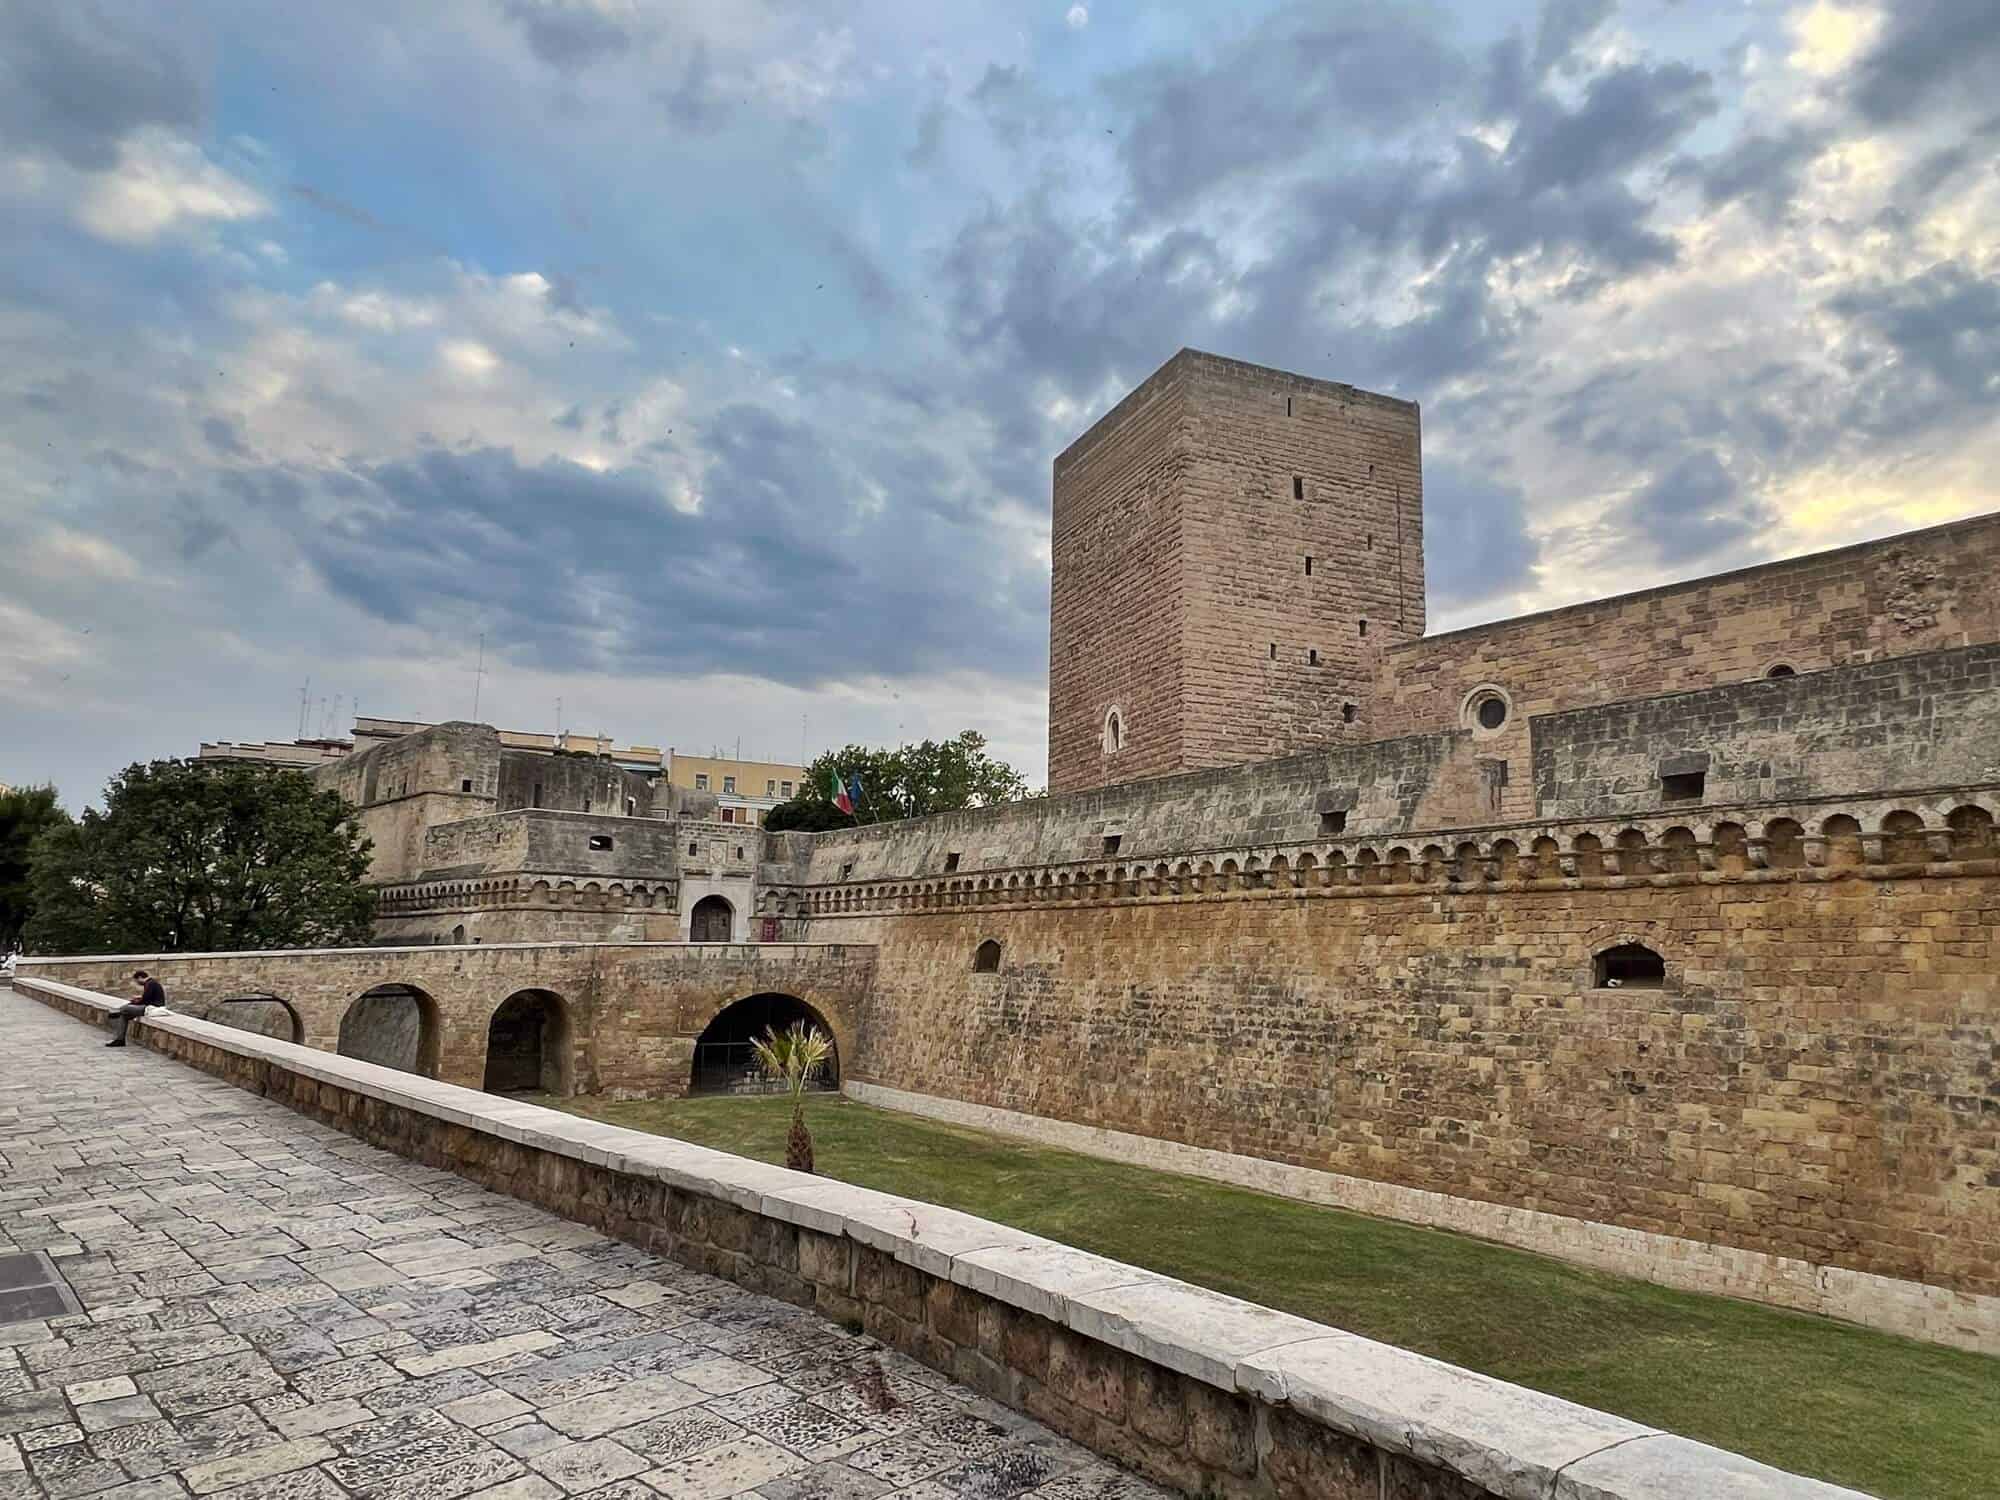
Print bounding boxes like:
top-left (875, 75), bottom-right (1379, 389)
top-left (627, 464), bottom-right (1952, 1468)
top-left (483, 989), bottom-right (572, 1096)
top-left (338, 984), bottom-right (442, 1077)
top-left (690, 894), bottom-right (734, 942)
top-left (211, 994), bottom-right (304, 1045)
top-left (692, 993), bottom-right (839, 1094)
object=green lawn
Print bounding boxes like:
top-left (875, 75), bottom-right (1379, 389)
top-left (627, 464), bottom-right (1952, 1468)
top-left (546, 1090), bottom-right (1996, 1500)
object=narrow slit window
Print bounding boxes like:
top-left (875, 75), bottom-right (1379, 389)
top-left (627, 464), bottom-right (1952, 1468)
top-left (1304, 555), bottom-right (1313, 576)
top-left (1308, 649), bottom-right (1319, 666)
top-left (1358, 619), bottom-right (1368, 637)
top-left (1292, 476), bottom-right (1304, 500)
top-left (1285, 396), bottom-right (1293, 417)
top-left (688, 842), bottom-right (699, 856)
top-left (1341, 702), bottom-right (1357, 723)
top-left (1270, 642), bottom-right (1278, 660)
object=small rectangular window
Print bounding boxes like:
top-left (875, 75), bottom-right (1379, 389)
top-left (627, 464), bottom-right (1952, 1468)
top-left (1304, 556), bottom-right (1313, 576)
top-left (532, 782), bottom-right (542, 808)
top-left (1320, 810), bottom-right (1347, 835)
top-left (766, 779), bottom-right (776, 796)
top-left (782, 781), bottom-right (793, 796)
top-left (840, 861), bottom-right (855, 880)
top-left (582, 798), bottom-right (590, 813)
top-left (1292, 476), bottom-right (1304, 500)
top-left (1358, 619), bottom-right (1368, 637)
top-left (724, 776), bottom-right (736, 793)
top-left (735, 846), bottom-right (744, 860)
top-left (1102, 834), bottom-right (1122, 855)
top-left (688, 841), bottom-right (699, 855)
top-left (1661, 771), bottom-right (1706, 803)
top-left (1285, 396), bottom-right (1294, 417)
top-left (1308, 649), bottom-right (1319, 666)
top-left (944, 852), bottom-right (961, 872)
top-left (720, 807), bottom-right (734, 823)
top-left (1269, 642), bottom-right (1277, 660)
top-left (588, 834), bottom-right (613, 851)
top-left (460, 778), bottom-right (473, 793)
top-left (695, 773), bottom-right (709, 790)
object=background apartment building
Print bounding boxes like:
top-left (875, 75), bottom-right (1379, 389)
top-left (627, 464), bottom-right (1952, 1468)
top-left (666, 752), bottom-right (805, 826)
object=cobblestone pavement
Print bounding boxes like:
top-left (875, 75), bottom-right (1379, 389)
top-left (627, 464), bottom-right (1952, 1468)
top-left (0, 994), bottom-right (1165, 1500)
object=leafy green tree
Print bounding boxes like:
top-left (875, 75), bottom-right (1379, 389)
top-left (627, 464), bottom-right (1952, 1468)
top-left (1, 784), bottom-right (72, 950)
top-left (27, 760), bottom-right (376, 955)
top-left (762, 730), bottom-right (1034, 831)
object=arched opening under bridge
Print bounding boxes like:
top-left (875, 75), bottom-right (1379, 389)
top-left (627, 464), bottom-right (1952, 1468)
top-left (691, 993), bottom-right (839, 1095)
top-left (483, 988), bottom-right (573, 1096)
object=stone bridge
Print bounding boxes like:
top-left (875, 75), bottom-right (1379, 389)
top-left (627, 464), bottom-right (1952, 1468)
top-left (14, 941), bottom-right (874, 1100)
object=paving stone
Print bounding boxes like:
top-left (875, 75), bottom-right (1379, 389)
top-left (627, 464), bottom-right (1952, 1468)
top-left (0, 999), bottom-right (1169, 1500)
top-left (181, 1437), bottom-right (337, 1495)
top-left (639, 1435), bottom-right (803, 1500)
top-left (66, 1377), bottom-right (139, 1405)
top-left (526, 1437), bottom-right (649, 1492)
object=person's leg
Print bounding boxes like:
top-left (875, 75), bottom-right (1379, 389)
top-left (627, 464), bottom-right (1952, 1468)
top-left (106, 1004), bottom-right (142, 1046)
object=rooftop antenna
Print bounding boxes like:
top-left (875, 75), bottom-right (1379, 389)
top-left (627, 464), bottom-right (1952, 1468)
top-left (555, 696), bottom-right (563, 738)
top-left (298, 677), bottom-right (310, 739)
top-left (471, 631), bottom-right (486, 722)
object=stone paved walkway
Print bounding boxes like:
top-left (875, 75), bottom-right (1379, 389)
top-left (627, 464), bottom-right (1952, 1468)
top-left (0, 993), bottom-right (1165, 1500)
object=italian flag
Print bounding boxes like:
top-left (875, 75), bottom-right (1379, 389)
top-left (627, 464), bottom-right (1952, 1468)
top-left (830, 770), bottom-right (855, 815)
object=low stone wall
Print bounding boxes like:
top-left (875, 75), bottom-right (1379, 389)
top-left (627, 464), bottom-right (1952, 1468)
top-left (11, 975), bottom-right (1866, 1500)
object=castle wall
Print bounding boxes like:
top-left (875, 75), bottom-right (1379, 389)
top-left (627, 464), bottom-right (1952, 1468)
top-left (496, 746), bottom-right (662, 817)
top-left (1177, 354), bottom-right (1424, 771)
top-left (1533, 644), bottom-right (2000, 820)
top-left (810, 862), bottom-right (2000, 1347)
top-left (1047, 355), bottom-right (1191, 793)
top-left (1047, 350), bottom-right (1427, 794)
top-left (313, 722), bottom-right (501, 883)
top-left (1377, 511), bottom-right (2000, 825)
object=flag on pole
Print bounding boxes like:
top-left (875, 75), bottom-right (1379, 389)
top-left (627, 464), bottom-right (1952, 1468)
top-left (830, 770), bottom-right (855, 815)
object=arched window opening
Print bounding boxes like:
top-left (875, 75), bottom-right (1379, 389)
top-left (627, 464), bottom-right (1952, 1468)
top-left (1765, 663), bottom-right (1797, 679)
top-left (973, 938), bottom-right (1003, 973)
top-left (1102, 708), bottom-right (1124, 755)
top-left (338, 985), bottom-right (442, 1078)
top-left (450, 924), bottom-right (466, 945)
top-left (692, 993), bottom-right (839, 1095)
top-left (690, 894), bottom-right (734, 942)
top-left (1594, 944), bottom-right (1666, 990)
top-left (483, 989), bottom-right (572, 1097)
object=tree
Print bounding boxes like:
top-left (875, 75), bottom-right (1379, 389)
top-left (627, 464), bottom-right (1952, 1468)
top-left (750, 1021), bottom-right (833, 1173)
top-left (27, 760), bottom-right (376, 955)
top-left (763, 731), bottom-right (1034, 831)
top-left (1, 785), bottom-right (71, 951)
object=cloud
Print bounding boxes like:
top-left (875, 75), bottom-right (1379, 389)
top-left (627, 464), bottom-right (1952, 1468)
top-left (0, 1), bottom-right (204, 171)
top-left (1849, 0), bottom-right (2000, 122)
top-left (1830, 261), bottom-right (2000, 429)
top-left (501, 0), bottom-right (634, 71)
top-left (1066, 5), bottom-right (1089, 29)
top-left (1623, 452), bottom-right (1773, 566)
top-left (74, 130), bottom-right (266, 243)
top-left (1422, 462), bottom-right (1542, 614)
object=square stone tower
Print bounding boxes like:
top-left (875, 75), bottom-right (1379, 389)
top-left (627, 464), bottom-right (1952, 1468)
top-left (1048, 349), bottom-right (1425, 793)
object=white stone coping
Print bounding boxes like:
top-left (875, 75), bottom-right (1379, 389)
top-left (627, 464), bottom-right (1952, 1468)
top-left (13, 974), bottom-right (1872, 1500)
top-left (12, 940), bottom-right (869, 964)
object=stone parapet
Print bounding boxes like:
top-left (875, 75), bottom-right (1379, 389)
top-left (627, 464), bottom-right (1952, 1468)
top-left (12, 974), bottom-right (1866, 1500)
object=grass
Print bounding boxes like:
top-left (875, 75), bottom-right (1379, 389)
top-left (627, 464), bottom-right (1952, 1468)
top-left (544, 1090), bottom-right (1997, 1500)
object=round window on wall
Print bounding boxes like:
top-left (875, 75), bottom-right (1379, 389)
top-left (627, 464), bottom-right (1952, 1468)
top-left (1462, 685), bottom-right (1512, 736)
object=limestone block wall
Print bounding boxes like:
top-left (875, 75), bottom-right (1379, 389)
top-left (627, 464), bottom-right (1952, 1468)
top-left (1532, 644), bottom-right (2000, 819)
top-left (15, 941), bottom-right (876, 1099)
top-left (1048, 350), bottom-right (1192, 792)
top-left (1176, 353), bottom-right (1424, 773)
top-left (495, 747), bottom-right (662, 817)
top-left (799, 733), bottom-right (1459, 886)
top-left (809, 859), bottom-right (2000, 1351)
top-left (13, 978), bottom-right (1870, 1500)
top-left (1376, 512), bottom-right (2000, 825)
top-left (1048, 350), bottom-right (1426, 794)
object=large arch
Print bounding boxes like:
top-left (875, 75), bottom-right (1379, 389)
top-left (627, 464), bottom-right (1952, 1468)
top-left (208, 993), bottom-right (305, 1046)
top-left (338, 984), bottom-right (443, 1078)
top-left (483, 989), bottom-right (573, 1097)
top-left (691, 992), bottom-right (840, 1095)
top-left (690, 894), bottom-right (735, 942)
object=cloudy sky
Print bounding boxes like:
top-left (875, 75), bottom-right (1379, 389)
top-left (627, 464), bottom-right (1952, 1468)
top-left (3, 0), bottom-right (1995, 807)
